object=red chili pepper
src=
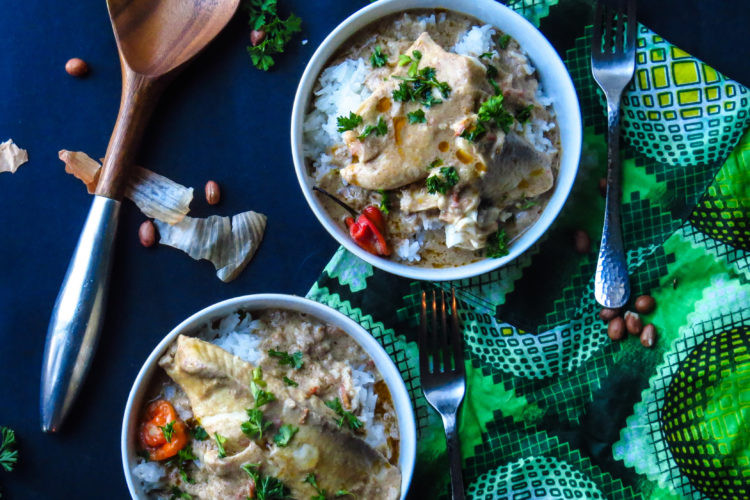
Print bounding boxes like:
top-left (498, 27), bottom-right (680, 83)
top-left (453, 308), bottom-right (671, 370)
top-left (345, 207), bottom-right (390, 256)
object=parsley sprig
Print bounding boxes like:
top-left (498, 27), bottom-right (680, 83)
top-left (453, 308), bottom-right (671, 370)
top-left (370, 45), bottom-right (388, 67)
top-left (251, 367), bottom-right (276, 407)
top-left (245, 0), bottom-right (302, 71)
top-left (282, 376), bottom-right (298, 387)
top-left (214, 433), bottom-right (228, 459)
top-left (486, 229), bottom-right (509, 258)
top-left (242, 464), bottom-right (291, 500)
top-left (169, 486), bottom-right (193, 500)
top-left (169, 445), bottom-right (198, 484)
top-left (461, 94), bottom-right (515, 143)
top-left (304, 473), bottom-right (352, 499)
top-left (358, 117), bottom-right (388, 140)
top-left (268, 349), bottom-right (304, 370)
top-left (159, 420), bottom-right (176, 443)
top-left (0, 427), bottom-right (18, 473)
top-left (241, 408), bottom-right (272, 440)
top-left (190, 425), bottom-right (209, 441)
top-left (336, 112), bottom-right (363, 133)
top-left (426, 166), bottom-right (460, 194)
top-left (392, 56), bottom-right (451, 108)
top-left (273, 424), bottom-right (299, 447)
top-left (377, 189), bottom-right (390, 215)
top-left (407, 109), bottom-right (426, 124)
top-left (325, 398), bottom-right (363, 431)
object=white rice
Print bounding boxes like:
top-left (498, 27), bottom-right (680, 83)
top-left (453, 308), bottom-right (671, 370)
top-left (133, 462), bottom-right (166, 492)
top-left (453, 24), bottom-right (497, 58)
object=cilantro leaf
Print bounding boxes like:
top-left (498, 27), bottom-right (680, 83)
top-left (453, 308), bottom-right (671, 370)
top-left (407, 109), bottom-right (426, 124)
top-left (426, 167), bottom-right (460, 194)
top-left (282, 376), bottom-right (298, 387)
top-left (0, 427), bottom-right (18, 472)
top-left (336, 112), bottom-right (363, 133)
top-left (268, 349), bottom-right (304, 370)
top-left (273, 424), bottom-right (299, 447)
top-left (370, 45), bottom-right (387, 67)
top-left (486, 229), bottom-right (509, 258)
top-left (325, 398), bottom-right (363, 431)
top-left (358, 117), bottom-right (388, 140)
top-left (242, 408), bottom-right (272, 440)
top-left (214, 433), bottom-right (228, 459)
top-left (245, 0), bottom-right (302, 71)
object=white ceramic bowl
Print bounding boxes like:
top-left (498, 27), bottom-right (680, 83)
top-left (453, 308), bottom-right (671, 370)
top-left (291, 0), bottom-right (582, 281)
top-left (121, 294), bottom-right (416, 499)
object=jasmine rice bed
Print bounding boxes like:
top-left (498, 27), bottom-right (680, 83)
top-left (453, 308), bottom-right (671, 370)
top-left (304, 10), bottom-right (560, 267)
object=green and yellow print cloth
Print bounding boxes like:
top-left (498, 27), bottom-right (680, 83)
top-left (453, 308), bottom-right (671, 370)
top-left (307, 2), bottom-right (750, 499)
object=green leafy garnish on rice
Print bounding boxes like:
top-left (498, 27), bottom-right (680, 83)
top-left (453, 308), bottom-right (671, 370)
top-left (336, 112), bottom-right (363, 133)
top-left (358, 117), bottom-right (388, 140)
top-left (273, 424), bottom-right (299, 447)
top-left (426, 166), bottom-right (460, 194)
top-left (407, 109), bottom-right (426, 124)
top-left (486, 229), bottom-right (509, 258)
top-left (369, 45), bottom-right (388, 67)
top-left (325, 398), bottom-right (363, 431)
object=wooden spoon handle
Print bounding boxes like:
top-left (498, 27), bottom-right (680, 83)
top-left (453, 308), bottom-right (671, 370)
top-left (95, 68), bottom-right (164, 200)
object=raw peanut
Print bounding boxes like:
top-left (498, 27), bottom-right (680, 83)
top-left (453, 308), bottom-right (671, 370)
top-left (598, 308), bottom-right (620, 322)
top-left (634, 295), bottom-right (656, 314)
top-left (640, 324), bottom-right (657, 348)
top-left (598, 177), bottom-right (607, 198)
top-left (624, 311), bottom-right (643, 336)
top-left (607, 316), bottom-right (626, 341)
top-left (573, 229), bottom-right (590, 254)
top-left (65, 58), bottom-right (89, 77)
top-left (139, 220), bottom-right (157, 247)
top-left (250, 29), bottom-right (266, 47)
top-left (205, 180), bottom-right (221, 205)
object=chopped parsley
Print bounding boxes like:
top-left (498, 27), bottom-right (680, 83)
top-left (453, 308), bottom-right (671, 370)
top-left (478, 94), bottom-right (514, 133)
top-left (519, 198), bottom-right (537, 210)
top-left (460, 122), bottom-right (486, 142)
top-left (426, 166), bottom-right (460, 194)
top-left (190, 425), bottom-right (209, 441)
top-left (357, 117), bottom-right (388, 140)
top-left (304, 473), bottom-right (352, 499)
top-left (479, 52), bottom-right (494, 59)
top-left (429, 158), bottom-right (444, 169)
top-left (169, 445), bottom-right (198, 484)
top-left (516, 104), bottom-right (535, 124)
top-left (242, 408), bottom-right (272, 440)
top-left (268, 349), bottom-right (304, 370)
top-left (369, 45), bottom-right (388, 67)
top-left (214, 432), bottom-right (228, 459)
top-left (159, 420), bottom-right (176, 443)
top-left (273, 424), bottom-right (299, 447)
top-left (245, 0), bottom-right (302, 71)
top-left (486, 229), bottom-right (509, 258)
top-left (325, 398), bottom-right (363, 431)
top-left (407, 109), bottom-right (426, 124)
top-left (0, 427), bottom-right (18, 473)
top-left (251, 367), bottom-right (276, 407)
top-left (282, 376), bottom-right (298, 387)
top-left (242, 464), bottom-right (291, 500)
top-left (486, 63), bottom-right (501, 95)
top-left (336, 112), bottom-right (363, 133)
top-left (377, 189), bottom-right (390, 214)
top-left (499, 33), bottom-right (512, 49)
top-left (169, 486), bottom-right (192, 500)
top-left (391, 62), bottom-right (451, 108)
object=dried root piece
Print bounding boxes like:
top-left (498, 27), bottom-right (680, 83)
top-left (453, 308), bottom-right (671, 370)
top-left (59, 150), bottom-right (100, 193)
top-left (0, 139), bottom-right (29, 174)
top-left (125, 167), bottom-right (193, 224)
top-left (59, 150), bottom-right (193, 224)
top-left (154, 211), bottom-right (267, 282)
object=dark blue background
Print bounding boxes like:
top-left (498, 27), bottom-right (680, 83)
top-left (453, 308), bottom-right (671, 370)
top-left (0, 1), bottom-right (747, 498)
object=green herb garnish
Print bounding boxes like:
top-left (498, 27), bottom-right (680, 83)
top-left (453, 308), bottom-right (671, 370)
top-left (282, 376), bottom-right (298, 387)
top-left (429, 158), bottom-right (444, 169)
top-left (268, 349), bottom-right (304, 370)
top-left (426, 166), bottom-right (460, 194)
top-left (191, 425), bottom-right (209, 441)
top-left (159, 420), bottom-right (176, 443)
top-left (407, 109), bottom-right (426, 124)
top-left (486, 64), bottom-right (501, 95)
top-left (214, 433), bottom-right (228, 459)
top-left (478, 94), bottom-right (514, 133)
top-left (479, 52), bottom-right (494, 59)
top-left (370, 45), bottom-right (387, 67)
top-left (304, 472), bottom-right (327, 500)
top-left (273, 424), bottom-right (299, 447)
top-left (336, 112), bottom-right (363, 133)
top-left (516, 104), bottom-right (534, 124)
top-left (325, 398), bottom-right (363, 431)
top-left (377, 189), bottom-right (390, 214)
top-left (499, 33), bottom-right (512, 49)
top-left (358, 117), bottom-right (388, 140)
top-left (169, 486), bottom-right (193, 500)
top-left (169, 445), bottom-right (198, 484)
top-left (242, 464), bottom-right (291, 500)
top-left (397, 54), bottom-right (412, 66)
top-left (242, 408), bottom-right (272, 440)
top-left (486, 229), bottom-right (509, 258)
top-left (519, 198), bottom-right (537, 210)
top-left (391, 65), bottom-right (451, 108)
top-left (251, 367), bottom-right (276, 407)
top-left (245, 0), bottom-right (302, 71)
top-left (460, 122), bottom-right (486, 142)
top-left (0, 427), bottom-right (18, 472)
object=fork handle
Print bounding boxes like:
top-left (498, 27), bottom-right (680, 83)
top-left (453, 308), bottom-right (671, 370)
top-left (442, 413), bottom-right (465, 500)
top-left (595, 92), bottom-right (630, 308)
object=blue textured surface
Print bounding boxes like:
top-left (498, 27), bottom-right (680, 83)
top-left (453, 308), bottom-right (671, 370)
top-left (0, 0), bottom-right (746, 498)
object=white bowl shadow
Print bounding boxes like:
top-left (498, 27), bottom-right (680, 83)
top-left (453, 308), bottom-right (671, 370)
top-left (121, 294), bottom-right (416, 499)
top-left (291, 0), bottom-right (582, 282)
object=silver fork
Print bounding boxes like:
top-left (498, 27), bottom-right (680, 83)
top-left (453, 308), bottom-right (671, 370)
top-left (419, 287), bottom-right (466, 499)
top-left (591, 0), bottom-right (636, 308)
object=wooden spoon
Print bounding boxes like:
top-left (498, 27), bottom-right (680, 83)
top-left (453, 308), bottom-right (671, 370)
top-left (40, 0), bottom-right (240, 432)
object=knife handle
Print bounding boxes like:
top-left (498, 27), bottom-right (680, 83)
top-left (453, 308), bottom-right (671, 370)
top-left (40, 195), bottom-right (121, 432)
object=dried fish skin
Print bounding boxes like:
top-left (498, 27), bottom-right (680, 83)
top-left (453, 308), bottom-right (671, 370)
top-left (1, 139), bottom-right (29, 174)
top-left (154, 211), bottom-right (267, 283)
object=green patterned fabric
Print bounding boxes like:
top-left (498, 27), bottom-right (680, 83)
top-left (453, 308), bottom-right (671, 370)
top-left (307, 3), bottom-right (750, 498)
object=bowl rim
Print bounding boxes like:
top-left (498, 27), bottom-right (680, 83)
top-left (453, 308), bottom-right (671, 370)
top-left (291, 0), bottom-right (582, 281)
top-left (121, 293), bottom-right (417, 499)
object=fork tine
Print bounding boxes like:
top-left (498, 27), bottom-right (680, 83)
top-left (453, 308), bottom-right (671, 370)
top-left (615, 0), bottom-right (625, 53)
top-left (431, 289), bottom-right (439, 372)
top-left (419, 291), bottom-right (429, 376)
top-left (450, 287), bottom-right (464, 375)
top-left (626, 0), bottom-right (637, 52)
top-left (602, 1), bottom-right (613, 54)
top-left (591, 0), bottom-right (603, 54)
top-left (439, 289), bottom-right (450, 372)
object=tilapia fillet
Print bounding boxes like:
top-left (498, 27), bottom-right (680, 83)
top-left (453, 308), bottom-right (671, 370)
top-left (160, 335), bottom-right (401, 499)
